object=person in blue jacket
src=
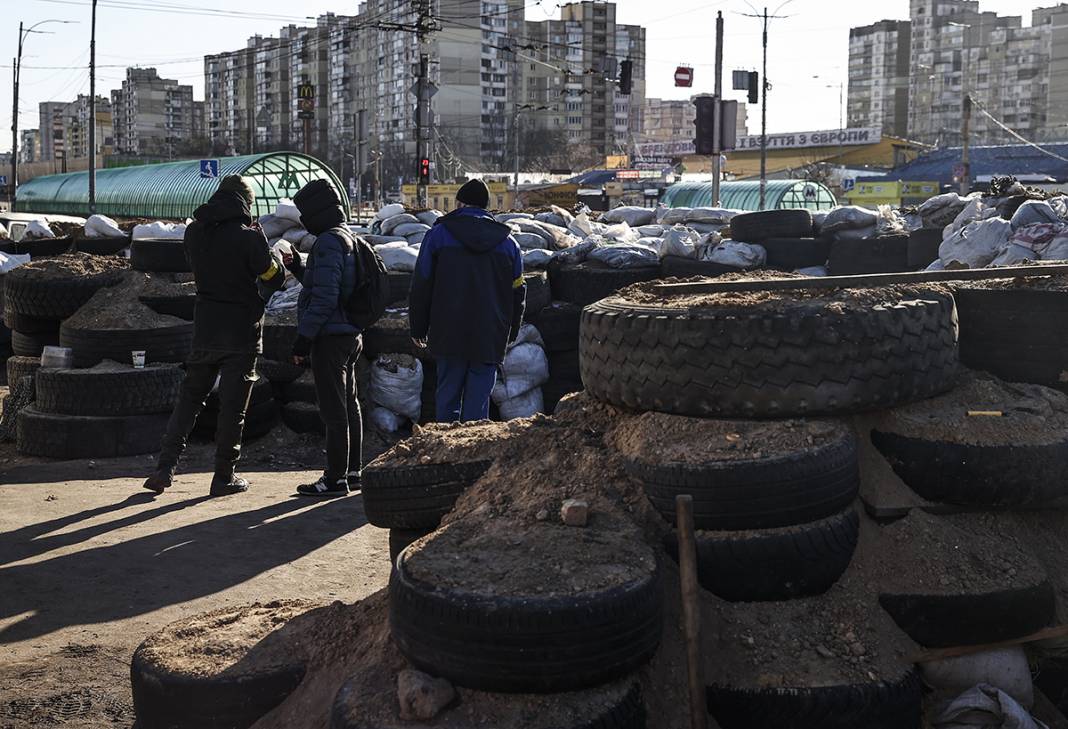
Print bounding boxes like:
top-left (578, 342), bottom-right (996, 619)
top-left (409, 179), bottom-right (526, 422)
top-left (284, 180), bottom-right (362, 498)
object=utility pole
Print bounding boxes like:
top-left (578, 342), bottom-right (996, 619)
top-left (513, 108), bottom-right (521, 203)
top-left (961, 94), bottom-right (972, 195)
top-left (759, 7), bottom-right (768, 210)
top-left (356, 109), bottom-right (367, 221)
top-left (711, 11), bottom-right (724, 207)
top-left (414, 0), bottom-right (432, 208)
top-left (89, 0), bottom-right (97, 213)
top-left (11, 47), bottom-right (17, 207)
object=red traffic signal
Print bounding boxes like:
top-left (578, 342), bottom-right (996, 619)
top-left (418, 157), bottom-right (430, 183)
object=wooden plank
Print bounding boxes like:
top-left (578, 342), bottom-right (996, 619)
top-left (674, 495), bottom-right (708, 729)
top-left (653, 263), bottom-right (1068, 295)
top-left (906, 624), bottom-right (1068, 663)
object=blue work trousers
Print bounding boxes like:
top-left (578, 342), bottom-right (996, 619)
top-left (435, 357), bottom-right (497, 422)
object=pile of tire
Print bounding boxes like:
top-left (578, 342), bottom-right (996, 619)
top-left (0, 273), bottom-right (12, 382)
top-left (579, 279), bottom-right (967, 728)
top-left (548, 259), bottom-right (662, 308)
top-left (531, 301), bottom-right (583, 413)
top-left (728, 209), bottom-right (828, 272)
top-left (190, 376), bottom-right (279, 444)
top-left (18, 361), bottom-right (181, 459)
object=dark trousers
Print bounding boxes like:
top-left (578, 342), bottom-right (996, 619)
top-left (312, 334), bottom-right (363, 483)
top-left (435, 357), bottom-right (497, 422)
top-left (158, 350), bottom-right (258, 476)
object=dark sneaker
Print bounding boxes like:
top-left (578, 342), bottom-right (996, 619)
top-left (346, 470), bottom-right (362, 491)
top-left (209, 476), bottom-right (250, 497)
top-left (297, 475), bottom-right (349, 498)
top-left (142, 469), bottom-right (173, 494)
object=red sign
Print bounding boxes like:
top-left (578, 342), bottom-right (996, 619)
top-left (675, 66), bottom-right (694, 88)
top-left (615, 170), bottom-right (640, 180)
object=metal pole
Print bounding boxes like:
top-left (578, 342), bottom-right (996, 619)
top-left (248, 107), bottom-right (254, 155)
top-left (758, 7), bottom-right (768, 211)
top-left (513, 109), bottom-right (520, 206)
top-left (711, 11), bottom-right (724, 206)
top-left (88, 0), bottom-right (97, 213)
top-left (11, 24), bottom-right (23, 208)
top-left (961, 94), bottom-right (971, 195)
top-left (416, 52), bottom-right (429, 208)
top-left (356, 110), bottom-right (366, 222)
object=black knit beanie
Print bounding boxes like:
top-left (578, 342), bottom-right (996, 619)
top-left (294, 179), bottom-right (346, 234)
top-left (456, 179), bottom-right (490, 209)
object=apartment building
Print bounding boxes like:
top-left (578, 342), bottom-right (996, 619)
top-left (847, 20), bottom-right (911, 138)
top-left (18, 129), bottom-right (41, 164)
top-left (641, 98), bottom-right (749, 147)
top-left (36, 96), bottom-right (112, 166)
top-left (111, 68), bottom-right (195, 158)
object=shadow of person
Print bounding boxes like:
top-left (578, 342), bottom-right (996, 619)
top-left (0, 494), bottom-right (369, 645)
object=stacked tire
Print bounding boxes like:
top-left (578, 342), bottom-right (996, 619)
top-left (191, 376), bottom-right (278, 443)
top-left (531, 301), bottom-right (584, 413)
top-left (728, 209), bottom-right (828, 272)
top-left (17, 362), bottom-right (181, 459)
top-left (581, 281), bottom-right (963, 728)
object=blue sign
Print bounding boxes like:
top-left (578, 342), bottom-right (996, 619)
top-left (200, 159), bottom-right (219, 179)
top-left (0, 175), bottom-right (7, 186)
top-left (841, 178), bottom-right (855, 192)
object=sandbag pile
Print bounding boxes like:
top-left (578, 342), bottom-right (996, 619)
top-left (491, 324), bottom-right (549, 419)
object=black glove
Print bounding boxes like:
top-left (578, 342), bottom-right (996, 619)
top-left (283, 243), bottom-right (304, 276)
top-left (291, 335), bottom-right (312, 359)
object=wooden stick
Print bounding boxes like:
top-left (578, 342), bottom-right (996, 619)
top-left (907, 623), bottom-right (1068, 663)
top-left (675, 494), bottom-right (708, 729)
top-left (654, 263), bottom-right (1068, 296)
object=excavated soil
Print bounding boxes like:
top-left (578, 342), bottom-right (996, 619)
top-left (136, 600), bottom-right (318, 678)
top-left (373, 307), bottom-right (409, 331)
top-left (617, 274), bottom-right (952, 312)
top-left (607, 411), bottom-right (849, 464)
top-left (956, 272), bottom-right (1068, 292)
top-left (872, 371), bottom-right (1068, 446)
top-left (403, 515), bottom-right (656, 598)
top-left (6, 252), bottom-right (127, 281)
top-left (64, 273), bottom-right (188, 331)
top-left (265, 307), bottom-right (298, 327)
top-left (368, 418), bottom-right (529, 467)
top-left (140, 273), bottom-right (196, 299)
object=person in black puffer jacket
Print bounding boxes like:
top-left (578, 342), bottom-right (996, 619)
top-left (143, 175), bottom-right (285, 497)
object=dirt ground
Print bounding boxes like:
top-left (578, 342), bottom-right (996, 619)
top-left (0, 387), bottom-right (391, 728)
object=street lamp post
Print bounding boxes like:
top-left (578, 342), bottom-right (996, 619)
top-left (11, 18), bottom-right (75, 207)
top-left (947, 22), bottom-right (972, 194)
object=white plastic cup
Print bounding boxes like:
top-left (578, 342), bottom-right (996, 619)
top-left (132, 350), bottom-right (146, 368)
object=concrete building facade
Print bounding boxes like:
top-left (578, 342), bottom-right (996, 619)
top-left (19, 129), bottom-right (41, 164)
top-left (641, 98), bottom-right (749, 147)
top-left (111, 68), bottom-right (195, 158)
top-left (847, 20), bottom-right (911, 138)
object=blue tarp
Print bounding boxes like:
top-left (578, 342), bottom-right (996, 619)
top-left (866, 142), bottom-right (1068, 185)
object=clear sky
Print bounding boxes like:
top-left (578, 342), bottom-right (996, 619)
top-left (0, 0), bottom-right (1055, 152)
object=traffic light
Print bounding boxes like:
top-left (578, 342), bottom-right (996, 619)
top-left (693, 95), bottom-right (717, 156)
top-left (418, 157), bottom-right (430, 183)
top-left (748, 71), bottom-right (760, 104)
top-left (618, 59), bottom-right (633, 95)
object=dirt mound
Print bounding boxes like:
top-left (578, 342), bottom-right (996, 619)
top-left (140, 273), bottom-right (196, 299)
top-left (872, 370), bottom-right (1068, 446)
top-left (64, 273), bottom-right (188, 331)
top-left (6, 252), bottom-right (127, 281)
top-left (607, 411), bottom-right (849, 464)
top-left (367, 418), bottom-right (532, 468)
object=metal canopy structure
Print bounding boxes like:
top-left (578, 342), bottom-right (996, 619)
top-left (662, 179), bottom-right (837, 211)
top-left (13, 152), bottom-right (350, 220)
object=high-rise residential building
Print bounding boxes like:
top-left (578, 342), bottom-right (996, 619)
top-left (111, 68), bottom-right (196, 158)
top-left (205, 44), bottom-right (255, 156)
top-left (36, 96), bottom-right (112, 166)
top-left (19, 129), bottom-right (41, 164)
top-left (640, 98), bottom-right (749, 147)
top-left (38, 102), bottom-right (68, 167)
top-left (1031, 4), bottom-right (1068, 140)
top-left (847, 20), bottom-right (911, 138)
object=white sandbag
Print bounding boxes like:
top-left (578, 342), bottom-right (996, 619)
top-left (275, 199), bottom-right (303, 223)
top-left (282, 227), bottom-right (307, 244)
top-left (939, 217), bottom-right (1013, 269)
top-left (703, 241), bottom-right (766, 268)
top-left (23, 220), bottom-right (56, 239)
top-left (527, 221), bottom-right (578, 251)
top-left (686, 222), bottom-right (729, 236)
top-left (603, 222), bottom-right (641, 245)
top-left (637, 225), bottom-right (665, 237)
top-left (660, 225), bottom-right (701, 259)
top-left (381, 213), bottom-right (419, 235)
top-left (568, 211), bottom-right (594, 239)
top-left (795, 266), bottom-right (829, 277)
top-left (371, 354), bottom-right (423, 421)
top-left (259, 213), bottom-right (298, 239)
top-left (1012, 200), bottom-right (1063, 230)
top-left (812, 211), bottom-right (829, 235)
top-left (393, 222), bottom-right (431, 238)
top-left (876, 204), bottom-right (907, 236)
top-left (918, 192), bottom-right (969, 228)
top-left (602, 206), bottom-right (656, 227)
top-left (132, 221), bottom-right (185, 240)
top-left (492, 341), bottom-right (549, 403)
top-left (1041, 232), bottom-right (1068, 261)
top-left (512, 323), bottom-right (545, 348)
top-left (991, 243), bottom-right (1038, 266)
top-left (922, 648), bottom-right (1033, 709)
top-left (376, 203), bottom-right (406, 220)
top-left (84, 214), bottom-right (124, 238)
top-left (498, 388), bottom-right (544, 420)
top-left (514, 232), bottom-right (549, 250)
top-left (534, 212), bottom-right (567, 227)
top-left (944, 198), bottom-right (985, 238)
top-left (416, 210), bottom-right (443, 226)
top-left (926, 259), bottom-right (946, 271)
top-left (821, 205), bottom-right (878, 234)
top-left (550, 205), bottom-right (574, 226)
top-left (522, 249), bottom-right (553, 268)
top-left (834, 225), bottom-right (878, 242)
top-left (933, 685), bottom-right (1044, 729)
top-left (0, 252), bottom-right (31, 273)
top-left (365, 234), bottom-right (408, 246)
top-left (552, 236), bottom-right (603, 266)
top-left (376, 244), bottom-right (419, 272)
top-left (659, 207), bottom-right (693, 226)
top-left (684, 207), bottom-right (737, 224)
top-left (406, 231), bottom-right (427, 247)
top-left (497, 213), bottom-right (533, 223)
top-left (370, 406), bottom-right (407, 433)
top-left (902, 211), bottom-right (924, 232)
top-left (587, 243), bottom-right (659, 269)
top-left (298, 232), bottom-right (318, 253)
top-left (265, 283), bottom-right (302, 313)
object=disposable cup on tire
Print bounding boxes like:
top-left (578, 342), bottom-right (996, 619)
top-left (132, 350), bottom-right (146, 368)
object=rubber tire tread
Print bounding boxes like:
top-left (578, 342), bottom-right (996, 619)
top-left (660, 256), bottom-right (743, 279)
top-left (257, 358), bottom-right (304, 384)
top-left (36, 364), bottom-right (182, 416)
top-left (6, 356), bottom-right (40, 387)
top-left (362, 327), bottom-right (421, 358)
top-left (707, 669), bottom-right (922, 729)
top-left (75, 236), bottom-right (130, 256)
top-left (871, 429), bottom-right (1068, 506)
top-left (387, 271), bottom-right (411, 304)
top-left (193, 399), bottom-right (279, 442)
top-left (533, 303), bottom-right (582, 352)
top-left (549, 263), bottom-right (661, 307)
top-left (548, 349), bottom-right (581, 381)
top-left (523, 271), bottom-right (551, 320)
top-left (11, 329), bottom-right (59, 357)
top-left (879, 579), bottom-right (1055, 648)
top-left (4, 266), bottom-right (124, 319)
top-left (728, 209), bottom-right (814, 241)
top-left (280, 401), bottom-right (324, 434)
top-left (664, 509), bottom-right (857, 601)
top-left (140, 293), bottom-right (195, 321)
top-left (389, 546), bottom-right (663, 693)
top-left (130, 642), bottom-right (305, 729)
top-left (262, 321), bottom-right (298, 363)
top-left (628, 431), bottom-right (859, 530)
top-left (3, 310), bottom-right (61, 334)
top-left (362, 461), bottom-right (491, 529)
top-left (580, 293), bottom-right (958, 418)
top-left (388, 528), bottom-right (433, 564)
top-left (13, 236), bottom-right (74, 257)
top-left (827, 235), bottom-right (910, 275)
top-left (131, 239), bottom-right (192, 273)
top-left (60, 322), bottom-right (193, 367)
top-left (761, 238), bottom-right (831, 271)
top-left (17, 406), bottom-right (168, 458)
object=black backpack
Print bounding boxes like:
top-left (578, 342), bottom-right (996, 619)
top-left (328, 226), bottom-right (391, 330)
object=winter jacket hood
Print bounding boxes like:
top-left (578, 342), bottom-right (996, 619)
top-left (194, 190), bottom-right (253, 227)
top-left (439, 207), bottom-right (512, 253)
top-left (293, 179), bottom-right (346, 235)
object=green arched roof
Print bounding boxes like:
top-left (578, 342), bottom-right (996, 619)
top-left (14, 152), bottom-right (350, 220)
top-left (662, 179), bottom-right (837, 211)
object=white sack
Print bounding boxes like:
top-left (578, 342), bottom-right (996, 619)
top-left (259, 213), bottom-right (299, 239)
top-left (498, 212), bottom-right (533, 223)
top-left (795, 265), bottom-right (829, 277)
top-left (822, 206), bottom-right (878, 233)
top-left (933, 684), bottom-right (1047, 729)
top-left (275, 200), bottom-right (303, 223)
top-left (587, 243), bottom-right (659, 269)
top-left (514, 232), bottom-right (549, 250)
top-left (922, 648), bottom-right (1033, 709)
top-left (0, 252), bottom-right (31, 273)
top-left (568, 211), bottom-right (594, 239)
top-left (601, 206), bottom-right (656, 227)
top-left (393, 222), bottom-right (431, 238)
top-left (659, 207), bottom-right (693, 225)
top-left (376, 203), bottom-right (406, 220)
top-left (991, 243), bottom-right (1038, 266)
top-left (603, 222), bottom-right (641, 245)
top-left (382, 213), bottom-right (420, 235)
top-left (534, 212), bottom-right (567, 227)
top-left (522, 249), bottom-right (554, 268)
top-left (660, 225), bottom-right (701, 259)
top-left (370, 406), bottom-right (407, 433)
top-left (376, 244), bottom-right (419, 272)
top-left (132, 221), bottom-right (185, 240)
top-left (498, 388), bottom-right (544, 420)
top-left (944, 198), bottom-right (986, 238)
top-left (282, 227), bottom-right (307, 244)
top-left (492, 344), bottom-right (549, 403)
top-left (364, 234), bottom-right (408, 246)
top-left (918, 192), bottom-right (969, 229)
top-left (876, 204), bottom-right (907, 236)
top-left (24, 220), bottom-right (56, 239)
top-left (703, 240), bottom-right (766, 268)
top-left (1012, 200), bottom-right (1063, 230)
top-left (371, 355), bottom-right (423, 421)
top-left (406, 231), bottom-right (427, 247)
top-left (684, 207), bottom-right (737, 224)
top-left (416, 210), bottom-right (443, 226)
top-left (637, 225), bottom-right (665, 237)
top-left (299, 232), bottom-right (318, 253)
top-left (939, 218), bottom-right (1013, 269)
top-left (84, 214), bottom-right (124, 238)
top-left (1041, 233), bottom-right (1068, 261)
